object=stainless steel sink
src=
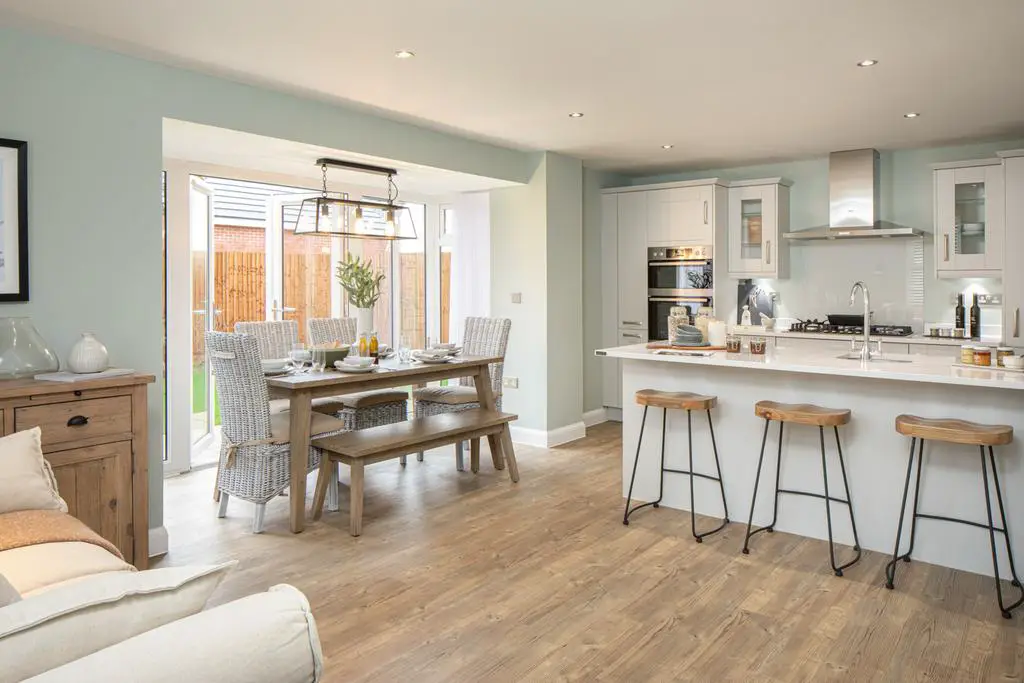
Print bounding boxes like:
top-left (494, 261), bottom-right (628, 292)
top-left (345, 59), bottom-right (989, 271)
top-left (835, 353), bottom-right (914, 364)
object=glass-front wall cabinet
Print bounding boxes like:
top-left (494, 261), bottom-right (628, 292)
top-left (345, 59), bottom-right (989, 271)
top-left (727, 179), bottom-right (789, 279)
top-left (934, 162), bottom-right (1004, 277)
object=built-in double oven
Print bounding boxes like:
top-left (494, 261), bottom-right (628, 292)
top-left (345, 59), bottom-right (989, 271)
top-left (647, 245), bottom-right (714, 340)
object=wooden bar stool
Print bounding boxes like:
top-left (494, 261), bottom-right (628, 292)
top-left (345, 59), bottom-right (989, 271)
top-left (887, 415), bottom-right (1023, 619)
top-left (623, 389), bottom-right (729, 542)
top-left (743, 401), bottom-right (862, 576)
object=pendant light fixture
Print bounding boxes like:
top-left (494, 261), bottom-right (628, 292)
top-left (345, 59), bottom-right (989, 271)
top-left (293, 158), bottom-right (415, 240)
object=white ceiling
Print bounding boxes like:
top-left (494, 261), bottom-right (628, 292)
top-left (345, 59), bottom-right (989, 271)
top-left (5, 0), bottom-right (1024, 173)
top-left (162, 119), bottom-right (520, 195)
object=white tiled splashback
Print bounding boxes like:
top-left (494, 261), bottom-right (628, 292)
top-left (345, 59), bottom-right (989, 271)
top-left (723, 239), bottom-right (1003, 336)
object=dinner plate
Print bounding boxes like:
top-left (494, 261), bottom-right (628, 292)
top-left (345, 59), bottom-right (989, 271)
top-left (334, 362), bottom-right (376, 373)
top-left (413, 355), bottom-right (453, 365)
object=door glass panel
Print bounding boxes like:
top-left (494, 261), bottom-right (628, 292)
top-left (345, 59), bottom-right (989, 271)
top-left (396, 202), bottom-right (426, 349)
top-left (440, 246), bottom-right (453, 343)
top-left (282, 202), bottom-right (336, 345)
top-left (954, 182), bottom-right (986, 255)
top-left (189, 184), bottom-right (211, 445)
top-left (741, 199), bottom-right (763, 260)
top-left (213, 211), bottom-right (266, 334)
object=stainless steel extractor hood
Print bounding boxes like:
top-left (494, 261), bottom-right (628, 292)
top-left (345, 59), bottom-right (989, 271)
top-left (784, 148), bottom-right (923, 240)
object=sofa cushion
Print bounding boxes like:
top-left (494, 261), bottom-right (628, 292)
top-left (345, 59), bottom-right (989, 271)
top-left (0, 541), bottom-right (136, 597)
top-left (23, 584), bottom-right (323, 683)
top-left (413, 385), bottom-right (481, 406)
top-left (0, 428), bottom-right (67, 515)
top-left (0, 573), bottom-right (20, 607)
top-left (0, 562), bottom-right (235, 683)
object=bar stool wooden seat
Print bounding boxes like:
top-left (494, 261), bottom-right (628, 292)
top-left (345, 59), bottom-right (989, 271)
top-left (623, 389), bottom-right (729, 542)
top-left (887, 414), bottom-right (1022, 619)
top-left (743, 400), bottom-right (862, 576)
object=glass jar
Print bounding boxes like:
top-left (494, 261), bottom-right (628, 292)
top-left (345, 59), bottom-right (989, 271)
top-left (960, 345), bottom-right (975, 365)
top-left (725, 333), bottom-right (742, 354)
top-left (667, 306), bottom-right (690, 342)
top-left (997, 347), bottom-right (1014, 367)
top-left (974, 346), bottom-right (992, 367)
top-left (694, 307), bottom-right (713, 343)
top-left (749, 337), bottom-right (768, 355)
top-left (0, 318), bottom-right (60, 378)
top-left (358, 332), bottom-right (368, 357)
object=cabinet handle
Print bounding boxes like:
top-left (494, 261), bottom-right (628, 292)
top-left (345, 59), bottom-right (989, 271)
top-left (1015, 307), bottom-right (1020, 338)
top-left (622, 333), bottom-right (642, 340)
top-left (67, 415), bottom-right (89, 427)
top-left (621, 320), bottom-right (643, 326)
top-left (944, 234), bottom-right (950, 262)
top-left (766, 240), bottom-right (771, 265)
top-left (703, 201), bottom-right (709, 225)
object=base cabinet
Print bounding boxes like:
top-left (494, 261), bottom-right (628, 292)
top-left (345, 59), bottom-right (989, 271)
top-left (0, 374), bottom-right (153, 567)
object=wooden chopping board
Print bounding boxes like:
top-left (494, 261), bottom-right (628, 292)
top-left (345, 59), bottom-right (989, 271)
top-left (646, 342), bottom-right (727, 351)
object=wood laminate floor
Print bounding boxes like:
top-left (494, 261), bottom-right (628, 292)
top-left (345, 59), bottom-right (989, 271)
top-left (158, 423), bottom-right (1024, 682)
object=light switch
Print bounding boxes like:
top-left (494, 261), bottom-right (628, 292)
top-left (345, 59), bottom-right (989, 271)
top-left (511, 293), bottom-right (522, 304)
top-left (503, 377), bottom-right (519, 389)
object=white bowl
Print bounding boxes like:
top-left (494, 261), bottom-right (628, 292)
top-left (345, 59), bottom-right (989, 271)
top-left (343, 356), bottom-right (374, 368)
top-left (1002, 356), bottom-right (1024, 369)
top-left (262, 358), bottom-right (290, 373)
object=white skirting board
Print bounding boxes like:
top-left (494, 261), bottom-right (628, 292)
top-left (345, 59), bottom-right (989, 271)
top-left (582, 408), bottom-right (608, 427)
top-left (149, 525), bottom-right (169, 558)
top-left (510, 421), bottom-right (586, 448)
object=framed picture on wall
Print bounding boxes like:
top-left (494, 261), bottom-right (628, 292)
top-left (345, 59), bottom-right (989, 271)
top-left (0, 138), bottom-right (28, 302)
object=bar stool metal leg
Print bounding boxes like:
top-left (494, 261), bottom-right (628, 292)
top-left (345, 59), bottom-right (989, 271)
top-left (622, 406), bottom-right (649, 525)
top-left (980, 446), bottom-right (1024, 618)
top-left (833, 426), bottom-right (863, 559)
top-left (767, 420), bottom-right (784, 532)
top-left (623, 407), bottom-right (668, 525)
top-left (742, 418), bottom-right (773, 554)
top-left (707, 409), bottom-right (730, 526)
top-left (819, 426), bottom-right (861, 576)
top-left (886, 437), bottom-right (918, 589)
top-left (987, 446), bottom-right (1023, 591)
top-left (686, 409), bottom-right (729, 543)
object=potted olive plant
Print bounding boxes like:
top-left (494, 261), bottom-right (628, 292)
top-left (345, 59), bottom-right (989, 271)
top-left (335, 252), bottom-right (385, 335)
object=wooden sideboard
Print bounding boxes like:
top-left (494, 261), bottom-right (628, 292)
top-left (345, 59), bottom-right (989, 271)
top-left (0, 373), bottom-right (154, 568)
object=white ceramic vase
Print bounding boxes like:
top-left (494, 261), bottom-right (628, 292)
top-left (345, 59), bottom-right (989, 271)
top-left (67, 333), bottom-right (109, 374)
top-left (354, 307), bottom-right (374, 337)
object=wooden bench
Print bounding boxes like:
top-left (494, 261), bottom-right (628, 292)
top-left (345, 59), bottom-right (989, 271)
top-left (311, 409), bottom-right (519, 535)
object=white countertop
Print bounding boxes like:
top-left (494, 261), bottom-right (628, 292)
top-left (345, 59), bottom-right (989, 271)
top-left (598, 343), bottom-right (1024, 391)
top-left (737, 329), bottom-right (1003, 347)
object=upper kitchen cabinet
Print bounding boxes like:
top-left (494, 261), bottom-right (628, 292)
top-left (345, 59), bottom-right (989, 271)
top-left (1000, 150), bottom-right (1024, 346)
top-left (646, 181), bottom-right (722, 245)
top-left (933, 159), bottom-right (1004, 278)
top-left (726, 178), bottom-right (791, 279)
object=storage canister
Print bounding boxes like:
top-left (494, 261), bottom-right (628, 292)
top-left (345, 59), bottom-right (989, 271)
top-left (974, 346), bottom-right (992, 367)
top-left (997, 347), bottom-right (1014, 367)
top-left (960, 345), bottom-right (975, 365)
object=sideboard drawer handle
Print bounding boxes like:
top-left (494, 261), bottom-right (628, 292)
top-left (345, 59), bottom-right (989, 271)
top-left (67, 415), bottom-right (89, 427)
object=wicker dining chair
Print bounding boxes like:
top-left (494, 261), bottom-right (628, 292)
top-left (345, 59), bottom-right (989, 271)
top-left (412, 317), bottom-right (511, 471)
top-left (306, 317), bottom-right (409, 459)
top-left (207, 332), bottom-right (348, 533)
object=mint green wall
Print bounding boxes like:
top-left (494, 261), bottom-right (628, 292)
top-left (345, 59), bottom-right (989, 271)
top-left (0, 26), bottom-right (536, 531)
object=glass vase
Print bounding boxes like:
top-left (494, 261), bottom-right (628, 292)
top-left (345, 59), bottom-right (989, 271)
top-left (0, 318), bottom-right (60, 379)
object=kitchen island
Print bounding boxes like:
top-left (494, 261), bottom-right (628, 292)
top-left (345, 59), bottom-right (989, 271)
top-left (598, 343), bottom-right (1024, 577)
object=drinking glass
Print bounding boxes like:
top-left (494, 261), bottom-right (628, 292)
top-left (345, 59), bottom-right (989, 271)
top-left (426, 336), bottom-right (437, 351)
top-left (725, 334), bottom-right (741, 354)
top-left (398, 335), bottom-right (412, 364)
top-left (290, 343), bottom-right (309, 373)
top-left (311, 347), bottom-right (326, 373)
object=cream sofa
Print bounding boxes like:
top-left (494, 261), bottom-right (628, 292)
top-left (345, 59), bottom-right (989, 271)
top-left (0, 536), bottom-right (324, 682)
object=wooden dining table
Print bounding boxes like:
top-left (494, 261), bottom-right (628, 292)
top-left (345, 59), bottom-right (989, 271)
top-left (265, 354), bottom-right (510, 533)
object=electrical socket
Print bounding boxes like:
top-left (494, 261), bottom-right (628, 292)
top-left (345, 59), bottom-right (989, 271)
top-left (502, 377), bottom-right (519, 389)
top-left (951, 293), bottom-right (1002, 306)
top-left (511, 293), bottom-right (522, 304)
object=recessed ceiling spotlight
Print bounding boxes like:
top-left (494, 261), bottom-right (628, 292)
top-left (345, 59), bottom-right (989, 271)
top-left (662, 145), bottom-right (674, 150)
top-left (857, 59), bottom-right (878, 67)
top-left (395, 50), bottom-right (415, 59)
top-left (569, 112), bottom-right (584, 118)
top-left (904, 112), bottom-right (921, 118)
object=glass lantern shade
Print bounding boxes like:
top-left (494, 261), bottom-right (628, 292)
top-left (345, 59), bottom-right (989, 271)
top-left (293, 195), bottom-right (416, 240)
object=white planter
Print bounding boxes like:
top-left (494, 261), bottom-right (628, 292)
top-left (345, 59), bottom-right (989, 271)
top-left (354, 307), bottom-right (374, 336)
top-left (67, 333), bottom-right (109, 374)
